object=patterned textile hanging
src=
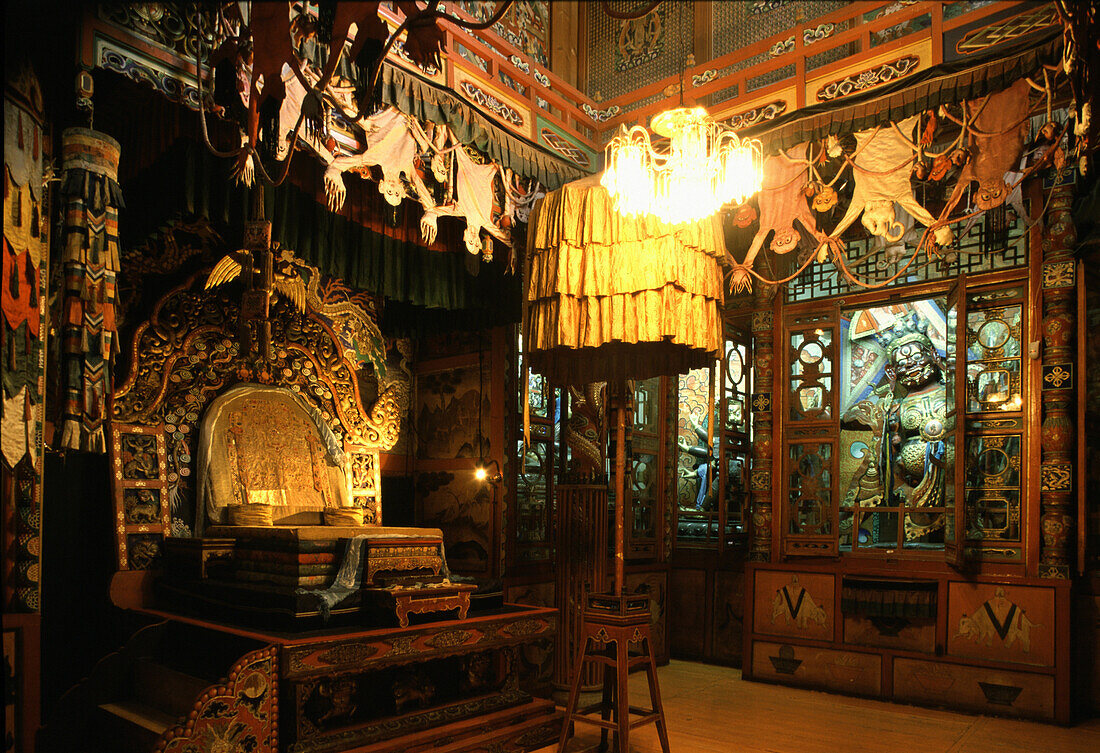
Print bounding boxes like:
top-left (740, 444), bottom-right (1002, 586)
top-left (58, 128), bottom-right (124, 452)
top-left (3, 79), bottom-right (48, 469)
top-left (3, 61), bottom-right (48, 613)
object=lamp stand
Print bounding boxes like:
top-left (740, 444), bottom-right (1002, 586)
top-left (557, 382), bottom-right (670, 753)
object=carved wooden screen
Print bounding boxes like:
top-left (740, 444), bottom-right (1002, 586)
top-left (720, 328), bottom-right (751, 537)
top-left (783, 310), bottom-right (839, 557)
top-left (958, 282), bottom-right (1028, 565)
top-left (110, 423), bottom-right (170, 570)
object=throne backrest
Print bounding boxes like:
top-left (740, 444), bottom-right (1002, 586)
top-left (109, 268), bottom-right (396, 565)
top-left (197, 385), bottom-right (350, 532)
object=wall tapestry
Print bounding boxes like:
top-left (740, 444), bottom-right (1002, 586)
top-left (3, 63), bottom-right (48, 613)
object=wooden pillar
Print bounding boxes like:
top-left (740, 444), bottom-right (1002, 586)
top-left (749, 286), bottom-right (778, 562)
top-left (550, 1), bottom-right (582, 90)
top-left (1038, 184), bottom-right (1077, 579)
top-left (553, 481), bottom-right (608, 695)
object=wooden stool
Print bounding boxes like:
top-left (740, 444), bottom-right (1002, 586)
top-left (557, 594), bottom-right (671, 753)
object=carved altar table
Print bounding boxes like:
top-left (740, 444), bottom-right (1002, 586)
top-left (138, 603), bottom-right (561, 753)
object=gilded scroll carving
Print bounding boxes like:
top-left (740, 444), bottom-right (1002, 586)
top-left (112, 266), bottom-right (398, 535)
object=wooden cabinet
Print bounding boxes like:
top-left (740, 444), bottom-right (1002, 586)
top-left (743, 564), bottom-right (1071, 722)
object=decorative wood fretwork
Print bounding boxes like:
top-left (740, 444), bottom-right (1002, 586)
top-left (110, 423), bottom-right (170, 570)
top-left (282, 609), bottom-right (557, 680)
top-left (112, 272), bottom-right (396, 447)
top-left (346, 445), bottom-right (382, 523)
top-left (749, 287), bottom-right (777, 562)
top-left (156, 645), bottom-right (279, 753)
top-left (1038, 185), bottom-right (1076, 579)
top-left (815, 56), bottom-right (920, 102)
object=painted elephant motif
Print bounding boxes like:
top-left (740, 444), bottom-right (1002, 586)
top-left (771, 578), bottom-right (827, 630)
top-left (955, 589), bottom-right (1039, 653)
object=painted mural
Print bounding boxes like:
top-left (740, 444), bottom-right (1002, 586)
top-left (458, 1), bottom-right (550, 65)
top-left (416, 471), bottom-right (493, 573)
top-left (676, 367), bottom-right (717, 512)
top-left (415, 364), bottom-right (491, 460)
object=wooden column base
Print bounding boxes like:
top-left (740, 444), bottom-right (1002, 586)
top-left (557, 594), bottom-right (671, 753)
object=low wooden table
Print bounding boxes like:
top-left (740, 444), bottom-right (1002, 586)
top-left (365, 581), bottom-right (478, 627)
top-left (134, 602), bottom-right (561, 753)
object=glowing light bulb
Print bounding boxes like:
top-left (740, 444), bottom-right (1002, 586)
top-left (602, 107), bottom-right (763, 225)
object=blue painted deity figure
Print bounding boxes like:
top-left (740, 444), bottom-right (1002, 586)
top-left (678, 413), bottom-right (718, 511)
top-left (842, 311), bottom-right (952, 543)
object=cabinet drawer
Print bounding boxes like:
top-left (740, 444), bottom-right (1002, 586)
top-left (751, 640), bottom-right (881, 695)
top-left (893, 657), bottom-right (1054, 720)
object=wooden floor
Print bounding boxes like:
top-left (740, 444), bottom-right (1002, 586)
top-left (538, 660), bottom-right (1100, 753)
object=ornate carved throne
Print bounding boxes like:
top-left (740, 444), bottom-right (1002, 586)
top-left (108, 260), bottom-right (468, 628)
top-left (87, 259), bottom-right (561, 753)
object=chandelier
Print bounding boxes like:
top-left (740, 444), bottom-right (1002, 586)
top-left (601, 107), bottom-right (764, 225)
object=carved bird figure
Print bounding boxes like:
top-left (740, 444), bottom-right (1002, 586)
top-left (204, 246), bottom-right (308, 313)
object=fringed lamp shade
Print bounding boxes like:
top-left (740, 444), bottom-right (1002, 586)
top-left (523, 174), bottom-right (727, 385)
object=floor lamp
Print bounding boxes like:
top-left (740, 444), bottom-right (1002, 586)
top-left (522, 175), bottom-right (729, 753)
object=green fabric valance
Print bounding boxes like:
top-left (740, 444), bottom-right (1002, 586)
top-left (119, 137), bottom-right (520, 328)
top-left (379, 62), bottom-right (588, 189)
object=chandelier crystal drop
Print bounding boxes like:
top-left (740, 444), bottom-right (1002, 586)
top-left (601, 107), bottom-right (764, 225)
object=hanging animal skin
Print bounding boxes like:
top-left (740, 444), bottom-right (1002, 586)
top-left (322, 108), bottom-right (435, 210)
top-left (943, 78), bottom-right (1032, 216)
top-left (728, 143), bottom-right (823, 293)
top-left (222, 3), bottom-right (297, 179)
top-left (419, 141), bottom-right (512, 257)
top-left (311, 103), bottom-right (519, 255)
top-left (819, 114), bottom-right (952, 262)
top-left (297, 2), bottom-right (389, 121)
top-left (277, 64), bottom-right (335, 163)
